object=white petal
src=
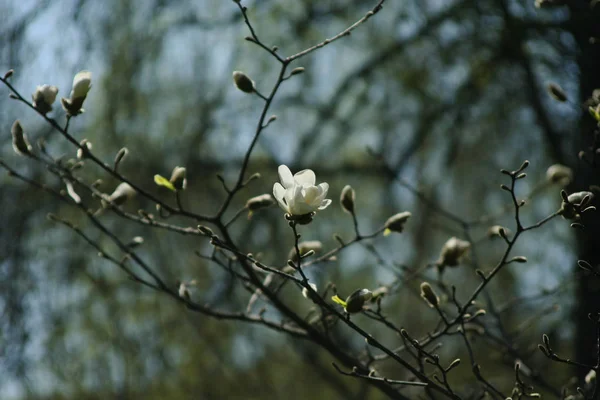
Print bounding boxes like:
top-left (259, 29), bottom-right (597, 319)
top-left (278, 165), bottom-right (294, 189)
top-left (318, 198), bottom-right (332, 210)
top-left (273, 182), bottom-right (286, 202)
top-left (304, 186), bottom-right (320, 205)
top-left (294, 169), bottom-right (316, 187)
top-left (317, 182), bottom-right (329, 197)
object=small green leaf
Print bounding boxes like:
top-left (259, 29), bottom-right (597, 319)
top-left (154, 174), bottom-right (175, 191)
top-left (331, 295), bottom-right (347, 308)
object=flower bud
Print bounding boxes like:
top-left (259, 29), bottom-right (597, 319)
top-left (77, 140), bottom-right (93, 159)
top-left (233, 71), bottom-right (255, 93)
top-left (344, 289), bottom-right (373, 313)
top-left (420, 282), bottom-right (439, 308)
top-left (487, 225), bottom-right (510, 239)
top-left (32, 84), bottom-right (59, 114)
top-left (560, 191), bottom-right (594, 219)
top-left (246, 194), bottom-right (274, 211)
top-left (437, 237), bottom-right (470, 267)
top-left (106, 182), bottom-right (136, 206)
top-left (302, 282), bottom-right (318, 300)
top-left (290, 67), bottom-right (305, 76)
top-left (289, 240), bottom-right (322, 261)
top-left (546, 164), bottom-right (572, 185)
top-left (585, 369), bottom-right (596, 385)
top-left (61, 70), bottom-right (92, 116)
top-left (11, 120), bottom-right (32, 156)
top-left (340, 185), bottom-right (355, 214)
top-left (384, 211), bottom-right (412, 235)
top-left (169, 166), bottom-right (187, 190)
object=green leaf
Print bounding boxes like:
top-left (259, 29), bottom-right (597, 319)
top-left (154, 174), bottom-right (175, 191)
top-left (331, 295), bottom-right (347, 308)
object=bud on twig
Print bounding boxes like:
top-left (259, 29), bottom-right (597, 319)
top-left (11, 120), bottom-right (32, 156)
top-left (169, 166), bottom-right (187, 191)
top-left (233, 71), bottom-right (255, 93)
top-left (61, 71), bottom-right (92, 116)
top-left (546, 164), bottom-right (572, 186)
top-left (437, 237), bottom-right (470, 268)
top-left (547, 82), bottom-right (568, 102)
top-left (420, 282), bottom-right (439, 308)
top-left (106, 182), bottom-right (136, 206)
top-left (384, 211), bottom-right (412, 235)
top-left (32, 84), bottom-right (59, 114)
top-left (246, 194), bottom-right (274, 212)
top-left (340, 185), bottom-right (355, 214)
top-left (344, 289), bottom-right (373, 313)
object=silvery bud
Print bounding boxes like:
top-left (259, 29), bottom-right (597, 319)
top-left (233, 71), bottom-right (255, 93)
top-left (302, 283), bottom-right (318, 301)
top-left (107, 182), bottom-right (136, 206)
top-left (169, 166), bottom-right (187, 190)
top-left (77, 140), bottom-right (93, 159)
top-left (288, 240), bottom-right (323, 261)
top-left (340, 185), bottom-right (355, 214)
top-left (61, 71), bottom-right (92, 116)
top-left (32, 84), bottom-right (59, 114)
top-left (384, 211), bottom-right (412, 234)
top-left (487, 225), bottom-right (510, 239)
top-left (437, 237), bottom-right (471, 267)
top-left (246, 194), bottom-right (274, 211)
top-left (560, 191), bottom-right (594, 219)
top-left (344, 289), bottom-right (373, 314)
top-left (11, 120), bottom-right (32, 156)
top-left (546, 164), bottom-right (572, 185)
top-left (420, 282), bottom-right (439, 308)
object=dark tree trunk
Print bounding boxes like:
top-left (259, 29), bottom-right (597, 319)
top-left (569, 0), bottom-right (600, 367)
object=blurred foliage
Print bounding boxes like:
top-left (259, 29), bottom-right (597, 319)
top-left (0, 0), bottom-right (595, 398)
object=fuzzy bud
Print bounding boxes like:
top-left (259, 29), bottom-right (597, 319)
top-left (246, 194), bottom-right (274, 211)
top-left (77, 140), bottom-right (93, 159)
top-left (302, 282), bottom-right (318, 301)
top-left (487, 225), bottom-right (510, 239)
top-left (11, 120), bottom-right (32, 156)
top-left (560, 191), bottom-right (594, 219)
top-left (344, 289), bottom-right (373, 313)
top-left (233, 71), bottom-right (255, 93)
top-left (106, 182), bottom-right (136, 206)
top-left (32, 84), bottom-right (59, 114)
top-left (384, 211), bottom-right (412, 234)
top-left (420, 282), bottom-right (439, 308)
top-left (546, 164), bottom-right (572, 186)
top-left (61, 71), bottom-right (92, 116)
top-left (169, 166), bottom-right (187, 190)
top-left (437, 237), bottom-right (470, 267)
top-left (288, 240), bottom-right (322, 261)
top-left (340, 185), bottom-right (355, 214)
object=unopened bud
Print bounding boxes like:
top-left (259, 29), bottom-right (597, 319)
top-left (420, 282), bottom-right (439, 308)
top-left (32, 84), bottom-right (59, 114)
top-left (106, 182), bottom-right (136, 206)
top-left (344, 289), bottom-right (373, 313)
top-left (77, 140), bottom-right (93, 159)
top-left (11, 120), bottom-right (32, 156)
top-left (290, 67), bottom-right (305, 76)
top-left (62, 71), bottom-right (92, 116)
top-left (437, 237), bottom-right (470, 267)
top-left (302, 282), bottom-right (318, 301)
top-left (487, 225), bottom-right (510, 239)
top-left (233, 71), bottom-right (255, 93)
top-left (340, 185), bottom-right (355, 214)
top-left (546, 164), bottom-right (572, 185)
top-left (289, 240), bottom-right (322, 261)
top-left (384, 211), bottom-right (412, 234)
top-left (246, 194), bottom-right (274, 211)
top-left (585, 369), bottom-right (596, 385)
top-left (169, 166), bottom-right (187, 190)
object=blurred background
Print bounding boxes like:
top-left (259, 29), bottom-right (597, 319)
top-left (1, 0), bottom-right (599, 398)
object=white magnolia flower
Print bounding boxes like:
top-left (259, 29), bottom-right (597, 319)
top-left (70, 71), bottom-right (92, 99)
top-left (273, 165), bottom-right (331, 217)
